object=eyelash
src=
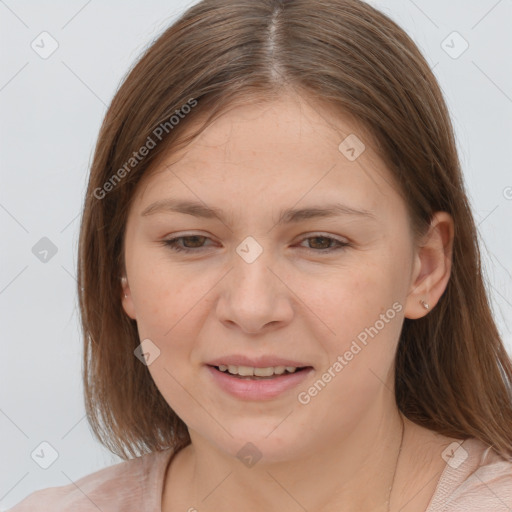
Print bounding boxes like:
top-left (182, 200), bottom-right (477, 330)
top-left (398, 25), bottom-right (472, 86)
top-left (161, 234), bottom-right (350, 254)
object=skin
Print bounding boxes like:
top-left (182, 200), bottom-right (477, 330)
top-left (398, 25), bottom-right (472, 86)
top-left (121, 92), bottom-right (456, 511)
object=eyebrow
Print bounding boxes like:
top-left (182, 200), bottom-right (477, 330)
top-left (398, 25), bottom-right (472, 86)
top-left (140, 198), bottom-right (377, 225)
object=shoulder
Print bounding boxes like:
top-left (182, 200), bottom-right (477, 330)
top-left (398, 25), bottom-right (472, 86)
top-left (427, 437), bottom-right (512, 512)
top-left (7, 448), bottom-right (174, 512)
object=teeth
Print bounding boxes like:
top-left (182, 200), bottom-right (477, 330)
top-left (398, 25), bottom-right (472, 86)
top-left (217, 365), bottom-right (300, 376)
top-left (254, 367), bottom-right (274, 377)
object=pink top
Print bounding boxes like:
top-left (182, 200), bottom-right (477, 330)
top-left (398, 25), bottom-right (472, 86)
top-left (7, 437), bottom-right (512, 511)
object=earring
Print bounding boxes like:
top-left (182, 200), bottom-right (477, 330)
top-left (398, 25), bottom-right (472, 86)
top-left (121, 276), bottom-right (128, 298)
top-left (420, 299), bottom-right (430, 310)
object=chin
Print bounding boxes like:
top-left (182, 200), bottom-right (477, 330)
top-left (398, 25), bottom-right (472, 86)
top-left (209, 427), bottom-right (309, 466)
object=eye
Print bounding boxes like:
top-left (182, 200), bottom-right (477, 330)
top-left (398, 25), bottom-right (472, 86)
top-left (161, 234), bottom-right (350, 254)
top-left (296, 234), bottom-right (350, 253)
top-left (162, 235), bottom-right (212, 253)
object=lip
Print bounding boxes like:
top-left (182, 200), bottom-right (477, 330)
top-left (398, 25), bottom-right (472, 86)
top-left (205, 355), bottom-right (312, 368)
top-left (205, 365), bottom-right (315, 400)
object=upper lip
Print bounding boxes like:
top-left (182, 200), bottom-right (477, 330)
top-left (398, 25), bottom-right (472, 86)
top-left (206, 355), bottom-right (313, 368)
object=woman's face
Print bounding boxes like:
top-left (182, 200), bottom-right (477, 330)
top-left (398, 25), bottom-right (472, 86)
top-left (121, 94), bottom-right (422, 463)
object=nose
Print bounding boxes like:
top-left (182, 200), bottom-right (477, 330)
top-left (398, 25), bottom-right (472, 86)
top-left (216, 248), bottom-right (294, 334)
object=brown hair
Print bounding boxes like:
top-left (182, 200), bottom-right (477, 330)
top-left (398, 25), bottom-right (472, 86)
top-left (78, 0), bottom-right (512, 461)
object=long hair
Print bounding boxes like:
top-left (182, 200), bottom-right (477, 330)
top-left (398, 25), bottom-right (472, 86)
top-left (77, 0), bottom-right (512, 460)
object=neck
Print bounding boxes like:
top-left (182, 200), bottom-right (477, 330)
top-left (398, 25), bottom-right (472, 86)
top-left (164, 401), bottom-right (408, 512)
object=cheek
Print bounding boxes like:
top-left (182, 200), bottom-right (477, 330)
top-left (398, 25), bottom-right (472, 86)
top-left (302, 262), bottom-right (404, 376)
top-left (130, 255), bottom-right (206, 327)
top-left (301, 262), bottom-right (397, 328)
top-left (129, 264), bottom-right (225, 382)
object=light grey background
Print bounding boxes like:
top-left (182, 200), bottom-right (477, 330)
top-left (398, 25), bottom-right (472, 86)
top-left (1, 0), bottom-right (511, 509)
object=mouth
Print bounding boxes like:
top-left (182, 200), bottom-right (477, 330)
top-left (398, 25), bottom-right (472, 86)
top-left (208, 364), bottom-right (313, 380)
top-left (204, 355), bottom-right (315, 399)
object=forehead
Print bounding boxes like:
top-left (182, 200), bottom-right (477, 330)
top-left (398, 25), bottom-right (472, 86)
top-left (160, 95), bottom-right (378, 171)
top-left (132, 94), bottom-right (402, 219)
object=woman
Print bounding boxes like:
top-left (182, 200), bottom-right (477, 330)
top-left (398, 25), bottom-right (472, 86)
top-left (9, 0), bottom-right (512, 510)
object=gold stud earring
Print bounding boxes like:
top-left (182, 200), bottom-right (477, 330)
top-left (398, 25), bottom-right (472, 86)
top-left (420, 299), bottom-right (430, 310)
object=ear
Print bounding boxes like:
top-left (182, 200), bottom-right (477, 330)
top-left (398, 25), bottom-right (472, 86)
top-left (120, 275), bottom-right (137, 320)
top-left (404, 211), bottom-right (454, 319)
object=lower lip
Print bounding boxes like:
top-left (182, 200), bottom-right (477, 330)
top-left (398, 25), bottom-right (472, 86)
top-left (205, 365), bottom-right (314, 400)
